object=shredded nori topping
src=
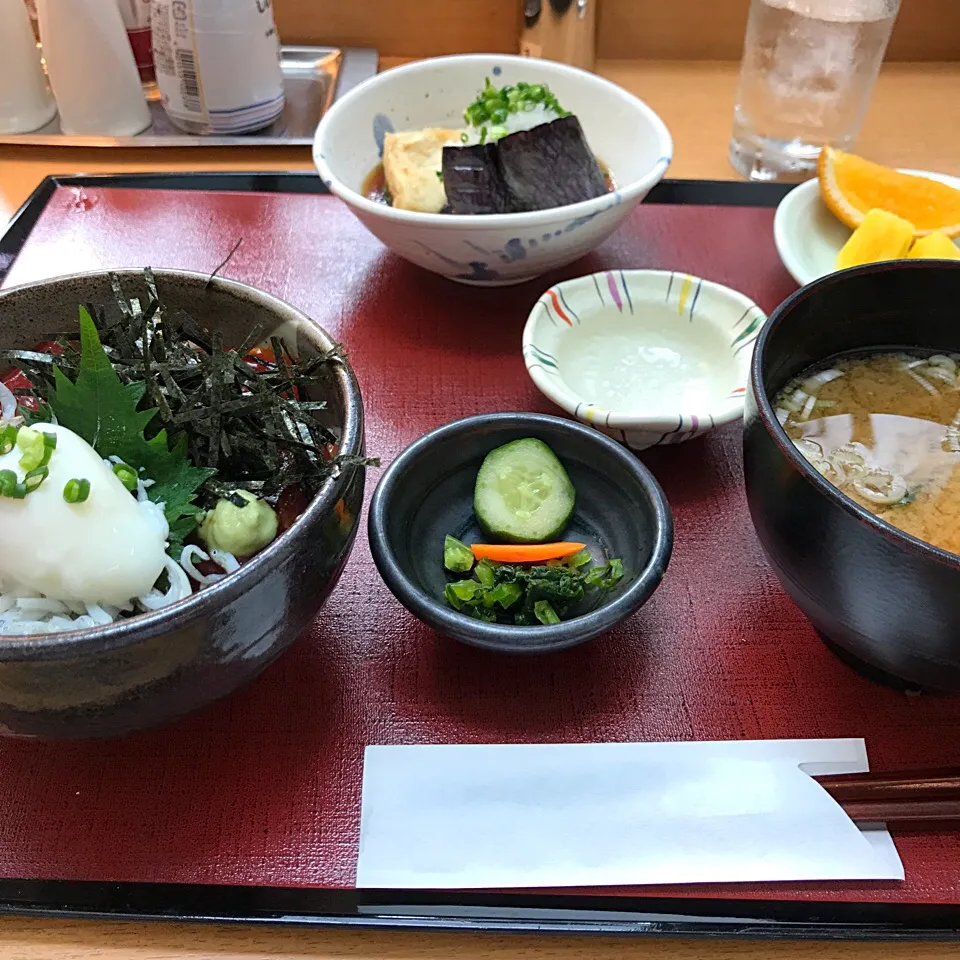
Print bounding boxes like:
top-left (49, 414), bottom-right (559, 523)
top-left (1, 269), bottom-right (375, 508)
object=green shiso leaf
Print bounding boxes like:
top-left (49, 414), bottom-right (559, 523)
top-left (47, 306), bottom-right (215, 554)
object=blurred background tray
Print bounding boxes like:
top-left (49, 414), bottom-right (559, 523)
top-left (0, 47), bottom-right (378, 148)
top-left (2, 173), bottom-right (960, 941)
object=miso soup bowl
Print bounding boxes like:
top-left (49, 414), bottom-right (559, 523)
top-left (744, 260), bottom-right (960, 691)
top-left (313, 54), bottom-right (673, 286)
top-left (0, 270), bottom-right (366, 739)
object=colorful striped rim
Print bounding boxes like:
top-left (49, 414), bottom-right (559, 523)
top-left (522, 269), bottom-right (765, 444)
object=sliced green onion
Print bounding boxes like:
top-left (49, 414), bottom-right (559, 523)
top-left (112, 462), bottom-right (138, 491)
top-left (0, 424), bottom-right (17, 456)
top-left (8, 482), bottom-right (27, 500)
top-left (463, 77), bottom-right (569, 132)
top-left (0, 469), bottom-right (17, 497)
top-left (40, 431), bottom-right (58, 466)
top-left (16, 426), bottom-right (45, 472)
top-left (63, 478), bottom-right (91, 504)
top-left (23, 465), bottom-right (48, 491)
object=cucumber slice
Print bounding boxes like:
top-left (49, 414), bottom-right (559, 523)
top-left (473, 438), bottom-right (575, 544)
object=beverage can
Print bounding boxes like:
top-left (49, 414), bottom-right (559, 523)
top-left (151, 0), bottom-right (284, 136)
top-left (117, 0), bottom-right (154, 83)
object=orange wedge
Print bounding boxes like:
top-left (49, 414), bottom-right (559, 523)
top-left (818, 146), bottom-right (960, 239)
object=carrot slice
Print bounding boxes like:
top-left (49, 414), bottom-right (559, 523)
top-left (470, 542), bottom-right (586, 563)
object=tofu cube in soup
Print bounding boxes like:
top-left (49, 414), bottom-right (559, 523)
top-left (382, 128), bottom-right (462, 213)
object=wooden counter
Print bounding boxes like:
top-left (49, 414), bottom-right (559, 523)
top-left (2, 916), bottom-right (960, 960)
top-left (2, 57), bottom-right (960, 959)
top-left (3, 59), bottom-right (960, 224)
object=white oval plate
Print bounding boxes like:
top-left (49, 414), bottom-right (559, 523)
top-left (773, 168), bottom-right (960, 287)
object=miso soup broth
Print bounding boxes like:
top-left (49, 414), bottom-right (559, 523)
top-left (773, 351), bottom-right (960, 555)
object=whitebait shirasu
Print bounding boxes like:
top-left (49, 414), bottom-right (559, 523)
top-left (178, 544), bottom-right (241, 585)
top-left (138, 554), bottom-right (193, 611)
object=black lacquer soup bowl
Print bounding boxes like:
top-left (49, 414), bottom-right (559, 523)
top-left (744, 260), bottom-right (960, 691)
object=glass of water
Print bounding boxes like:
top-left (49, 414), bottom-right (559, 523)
top-left (729, 0), bottom-right (901, 182)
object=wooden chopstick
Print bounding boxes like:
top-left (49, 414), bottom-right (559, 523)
top-left (815, 768), bottom-right (960, 827)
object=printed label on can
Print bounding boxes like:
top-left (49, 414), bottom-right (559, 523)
top-left (152, 0), bottom-right (207, 127)
top-left (152, 0), bottom-right (284, 134)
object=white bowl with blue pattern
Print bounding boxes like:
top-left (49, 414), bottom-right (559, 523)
top-left (313, 55), bottom-right (672, 286)
top-left (523, 270), bottom-right (766, 450)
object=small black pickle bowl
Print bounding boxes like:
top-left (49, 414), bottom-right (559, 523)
top-left (0, 270), bottom-right (366, 739)
top-left (743, 259), bottom-right (960, 691)
top-left (368, 412), bottom-right (674, 654)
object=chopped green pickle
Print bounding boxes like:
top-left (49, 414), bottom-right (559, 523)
top-left (441, 536), bottom-right (626, 627)
top-left (475, 558), bottom-right (496, 587)
top-left (443, 534), bottom-right (475, 573)
top-left (534, 600), bottom-right (561, 625)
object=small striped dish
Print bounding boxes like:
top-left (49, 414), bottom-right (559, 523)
top-left (522, 269), bottom-right (765, 450)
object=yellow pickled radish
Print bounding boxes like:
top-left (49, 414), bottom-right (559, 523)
top-left (836, 208), bottom-right (915, 270)
top-left (906, 232), bottom-right (960, 260)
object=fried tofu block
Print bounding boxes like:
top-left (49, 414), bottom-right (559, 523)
top-left (382, 128), bottom-right (462, 213)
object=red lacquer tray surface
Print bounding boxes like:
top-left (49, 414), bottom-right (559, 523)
top-left (1, 186), bottom-right (959, 906)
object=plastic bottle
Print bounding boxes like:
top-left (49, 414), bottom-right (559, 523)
top-left (0, 0), bottom-right (57, 134)
top-left (36, 0), bottom-right (151, 136)
top-left (151, 0), bottom-right (285, 136)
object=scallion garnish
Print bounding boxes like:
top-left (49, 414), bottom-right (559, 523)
top-left (63, 478), bottom-right (91, 504)
top-left (0, 468), bottom-right (16, 497)
top-left (16, 426), bottom-right (45, 472)
top-left (112, 462), bottom-right (138, 491)
top-left (23, 465), bottom-right (48, 492)
top-left (0, 424), bottom-right (16, 456)
top-left (463, 78), bottom-right (569, 144)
